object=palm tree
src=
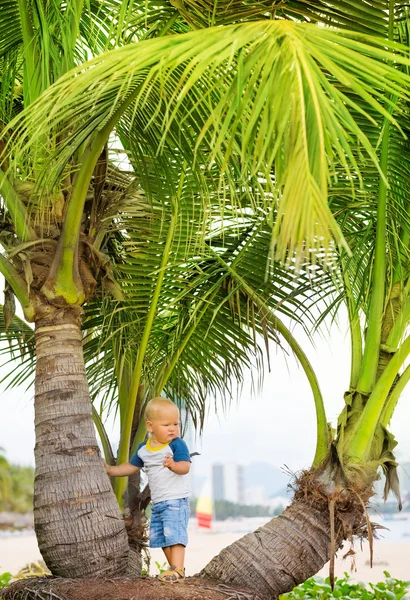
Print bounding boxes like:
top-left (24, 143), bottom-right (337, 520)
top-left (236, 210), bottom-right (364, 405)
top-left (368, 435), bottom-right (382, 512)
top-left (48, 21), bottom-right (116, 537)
top-left (199, 4), bottom-right (410, 597)
top-left (2, 0), bottom-right (410, 596)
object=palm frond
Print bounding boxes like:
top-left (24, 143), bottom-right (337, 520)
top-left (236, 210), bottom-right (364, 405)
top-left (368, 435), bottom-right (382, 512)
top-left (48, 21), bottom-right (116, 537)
top-left (5, 21), bottom-right (410, 264)
top-left (78, 159), bottom-right (336, 430)
top-left (0, 1), bottom-right (22, 58)
top-left (0, 305), bottom-right (35, 390)
top-left (280, 0), bottom-right (389, 35)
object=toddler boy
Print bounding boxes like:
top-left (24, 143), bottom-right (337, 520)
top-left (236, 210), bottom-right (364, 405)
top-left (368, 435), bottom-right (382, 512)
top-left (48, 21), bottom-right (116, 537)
top-left (104, 396), bottom-right (191, 582)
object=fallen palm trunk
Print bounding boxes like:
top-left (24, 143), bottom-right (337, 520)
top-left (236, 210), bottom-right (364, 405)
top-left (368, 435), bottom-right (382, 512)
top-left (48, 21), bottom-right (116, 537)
top-left (200, 471), bottom-right (371, 598)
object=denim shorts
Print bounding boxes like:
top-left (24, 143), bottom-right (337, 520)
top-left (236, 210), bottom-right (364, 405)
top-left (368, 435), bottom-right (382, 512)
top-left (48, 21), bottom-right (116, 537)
top-left (149, 497), bottom-right (190, 548)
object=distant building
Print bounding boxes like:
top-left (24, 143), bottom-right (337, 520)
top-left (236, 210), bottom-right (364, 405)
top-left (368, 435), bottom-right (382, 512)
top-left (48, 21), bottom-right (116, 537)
top-left (212, 462), bottom-right (244, 504)
top-left (212, 464), bottom-right (225, 501)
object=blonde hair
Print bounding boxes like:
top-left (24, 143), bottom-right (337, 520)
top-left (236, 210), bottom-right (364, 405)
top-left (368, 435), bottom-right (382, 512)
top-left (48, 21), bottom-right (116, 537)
top-left (144, 397), bottom-right (178, 421)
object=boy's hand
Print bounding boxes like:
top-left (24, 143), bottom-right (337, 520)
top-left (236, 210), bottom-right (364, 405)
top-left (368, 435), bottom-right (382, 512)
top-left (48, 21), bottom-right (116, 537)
top-left (102, 459), bottom-right (111, 476)
top-left (163, 454), bottom-right (175, 471)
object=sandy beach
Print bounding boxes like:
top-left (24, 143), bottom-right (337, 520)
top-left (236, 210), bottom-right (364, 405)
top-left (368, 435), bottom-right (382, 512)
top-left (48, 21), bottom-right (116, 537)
top-left (1, 527), bottom-right (409, 584)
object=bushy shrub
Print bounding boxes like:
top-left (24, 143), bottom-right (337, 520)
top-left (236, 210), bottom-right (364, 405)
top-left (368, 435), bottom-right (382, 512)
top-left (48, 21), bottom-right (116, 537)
top-left (279, 572), bottom-right (410, 599)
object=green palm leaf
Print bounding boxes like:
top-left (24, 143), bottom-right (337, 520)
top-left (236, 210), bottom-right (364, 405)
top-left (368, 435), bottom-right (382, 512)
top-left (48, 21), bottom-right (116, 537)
top-left (77, 161), bottom-right (330, 448)
top-left (5, 20), bottom-right (410, 264)
top-left (0, 1), bottom-right (22, 58)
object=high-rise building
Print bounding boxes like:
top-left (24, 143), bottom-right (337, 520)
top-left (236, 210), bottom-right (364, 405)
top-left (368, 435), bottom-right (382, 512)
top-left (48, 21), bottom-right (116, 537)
top-left (212, 462), bottom-right (244, 504)
top-left (212, 463), bottom-right (225, 501)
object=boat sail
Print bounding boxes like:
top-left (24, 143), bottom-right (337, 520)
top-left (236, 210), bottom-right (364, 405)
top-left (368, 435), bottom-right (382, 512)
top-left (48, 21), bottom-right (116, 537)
top-left (195, 479), bottom-right (213, 529)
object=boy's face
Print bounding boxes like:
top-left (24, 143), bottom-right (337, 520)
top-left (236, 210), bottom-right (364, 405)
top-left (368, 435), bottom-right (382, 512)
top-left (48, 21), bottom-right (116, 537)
top-left (146, 406), bottom-right (180, 444)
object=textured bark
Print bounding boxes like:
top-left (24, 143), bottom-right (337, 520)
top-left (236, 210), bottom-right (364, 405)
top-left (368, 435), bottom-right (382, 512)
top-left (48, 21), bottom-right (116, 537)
top-left (201, 498), bottom-right (335, 599)
top-left (34, 312), bottom-right (129, 577)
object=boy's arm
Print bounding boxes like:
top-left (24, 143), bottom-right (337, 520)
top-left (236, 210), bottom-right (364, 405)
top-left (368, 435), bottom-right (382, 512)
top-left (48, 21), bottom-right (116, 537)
top-left (104, 461), bottom-right (141, 477)
top-left (163, 455), bottom-right (191, 475)
top-left (164, 438), bottom-right (191, 474)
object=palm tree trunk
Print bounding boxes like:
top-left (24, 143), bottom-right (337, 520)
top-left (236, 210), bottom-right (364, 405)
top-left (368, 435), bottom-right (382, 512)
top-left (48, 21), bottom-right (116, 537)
top-left (201, 498), bottom-right (337, 599)
top-left (33, 309), bottom-right (129, 577)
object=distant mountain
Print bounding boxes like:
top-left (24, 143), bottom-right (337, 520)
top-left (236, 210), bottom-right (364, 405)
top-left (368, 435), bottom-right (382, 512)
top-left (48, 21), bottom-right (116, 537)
top-left (244, 462), bottom-right (291, 498)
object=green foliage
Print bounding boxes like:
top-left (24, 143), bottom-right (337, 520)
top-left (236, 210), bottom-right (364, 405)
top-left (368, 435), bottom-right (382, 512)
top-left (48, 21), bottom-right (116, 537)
top-left (1, 0), bottom-right (410, 488)
top-left (154, 561), bottom-right (168, 574)
top-left (141, 559), bottom-right (167, 576)
top-left (9, 20), bottom-right (410, 264)
top-left (279, 572), bottom-right (410, 600)
top-left (0, 570), bottom-right (12, 600)
top-left (0, 572), bottom-right (12, 589)
top-left (1, 0), bottom-right (410, 545)
top-left (0, 451), bottom-right (34, 513)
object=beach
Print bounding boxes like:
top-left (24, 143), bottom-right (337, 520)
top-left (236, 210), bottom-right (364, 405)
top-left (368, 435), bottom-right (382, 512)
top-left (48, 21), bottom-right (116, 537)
top-left (1, 520), bottom-right (409, 584)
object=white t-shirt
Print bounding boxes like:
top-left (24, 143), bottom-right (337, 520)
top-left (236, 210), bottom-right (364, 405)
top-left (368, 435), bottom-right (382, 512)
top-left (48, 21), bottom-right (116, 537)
top-left (130, 437), bottom-right (191, 504)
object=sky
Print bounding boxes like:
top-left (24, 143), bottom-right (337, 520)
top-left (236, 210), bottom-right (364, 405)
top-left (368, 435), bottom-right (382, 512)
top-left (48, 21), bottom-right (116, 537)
top-left (1, 308), bottom-right (410, 481)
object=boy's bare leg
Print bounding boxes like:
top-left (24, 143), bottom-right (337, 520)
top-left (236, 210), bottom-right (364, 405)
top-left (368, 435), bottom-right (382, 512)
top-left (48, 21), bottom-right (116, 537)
top-left (169, 544), bottom-right (185, 570)
top-left (162, 546), bottom-right (172, 566)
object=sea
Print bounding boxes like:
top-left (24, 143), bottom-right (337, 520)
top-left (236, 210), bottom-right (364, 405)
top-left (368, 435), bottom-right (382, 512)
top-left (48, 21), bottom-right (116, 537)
top-left (191, 512), bottom-right (410, 543)
top-left (2, 513), bottom-right (410, 543)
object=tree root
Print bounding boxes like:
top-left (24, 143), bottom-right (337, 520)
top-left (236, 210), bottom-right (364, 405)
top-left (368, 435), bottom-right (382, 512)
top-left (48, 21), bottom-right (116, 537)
top-left (2, 577), bottom-right (263, 600)
top-left (201, 584), bottom-right (263, 600)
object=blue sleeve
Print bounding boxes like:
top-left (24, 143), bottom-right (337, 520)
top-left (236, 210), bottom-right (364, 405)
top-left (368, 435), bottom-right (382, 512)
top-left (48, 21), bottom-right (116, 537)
top-left (129, 442), bottom-right (145, 468)
top-left (170, 438), bottom-right (191, 462)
